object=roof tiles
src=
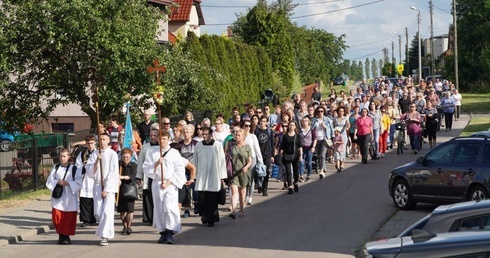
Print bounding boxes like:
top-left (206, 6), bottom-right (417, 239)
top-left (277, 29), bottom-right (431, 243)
top-left (170, 0), bottom-right (201, 22)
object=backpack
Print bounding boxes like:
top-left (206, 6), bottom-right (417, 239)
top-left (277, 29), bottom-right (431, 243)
top-left (225, 140), bottom-right (235, 180)
top-left (54, 163), bottom-right (77, 180)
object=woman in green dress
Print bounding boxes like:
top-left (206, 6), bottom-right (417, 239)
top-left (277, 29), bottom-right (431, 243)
top-left (229, 127), bottom-right (252, 219)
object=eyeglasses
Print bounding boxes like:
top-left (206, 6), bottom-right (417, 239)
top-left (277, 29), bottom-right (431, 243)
top-left (256, 111), bottom-right (262, 113)
top-left (282, 125), bottom-right (288, 128)
top-left (196, 127), bottom-right (202, 130)
top-left (163, 123), bottom-right (170, 125)
top-left (244, 124), bottom-right (251, 127)
top-left (318, 110), bottom-right (324, 113)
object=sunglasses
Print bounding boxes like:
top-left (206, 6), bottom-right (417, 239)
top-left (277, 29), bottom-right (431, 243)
top-left (244, 124), bottom-right (251, 127)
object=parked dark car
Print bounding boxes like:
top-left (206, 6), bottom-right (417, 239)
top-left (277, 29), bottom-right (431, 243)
top-left (425, 75), bottom-right (445, 83)
top-left (398, 200), bottom-right (490, 237)
top-left (389, 136), bottom-right (490, 210)
top-left (471, 130), bottom-right (490, 137)
top-left (364, 230), bottom-right (490, 258)
top-left (333, 77), bottom-right (344, 85)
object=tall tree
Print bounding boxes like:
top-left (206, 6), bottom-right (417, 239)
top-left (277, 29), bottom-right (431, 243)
top-left (448, 0), bottom-right (490, 92)
top-left (371, 58), bottom-right (378, 79)
top-left (407, 32), bottom-right (420, 79)
top-left (0, 0), bottom-right (164, 131)
top-left (234, 0), bottom-right (295, 87)
top-left (364, 58), bottom-right (371, 80)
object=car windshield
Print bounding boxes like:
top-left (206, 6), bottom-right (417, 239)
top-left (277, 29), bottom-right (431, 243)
top-left (424, 142), bottom-right (458, 165)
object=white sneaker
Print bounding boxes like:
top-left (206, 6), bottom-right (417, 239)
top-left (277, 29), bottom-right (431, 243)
top-left (319, 172), bottom-right (324, 179)
top-left (247, 197), bottom-right (253, 205)
top-left (100, 238), bottom-right (109, 246)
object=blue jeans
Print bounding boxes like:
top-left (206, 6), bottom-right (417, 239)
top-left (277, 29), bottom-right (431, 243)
top-left (389, 124), bottom-right (397, 145)
top-left (315, 140), bottom-right (328, 172)
top-left (409, 134), bottom-right (420, 151)
top-left (373, 128), bottom-right (380, 157)
top-left (300, 147), bottom-right (313, 177)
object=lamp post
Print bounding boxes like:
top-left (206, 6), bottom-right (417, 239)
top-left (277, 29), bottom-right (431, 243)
top-left (411, 6), bottom-right (422, 83)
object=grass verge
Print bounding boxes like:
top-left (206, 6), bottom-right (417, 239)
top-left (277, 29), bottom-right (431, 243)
top-left (0, 188), bottom-right (50, 210)
top-left (460, 115), bottom-right (490, 136)
top-left (461, 93), bottom-right (490, 114)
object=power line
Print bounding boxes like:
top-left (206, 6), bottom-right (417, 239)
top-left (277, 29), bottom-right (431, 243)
top-left (348, 49), bottom-right (384, 60)
top-left (204, 0), bottom-right (384, 25)
top-left (201, 0), bottom-right (344, 8)
top-left (291, 0), bottom-right (386, 19)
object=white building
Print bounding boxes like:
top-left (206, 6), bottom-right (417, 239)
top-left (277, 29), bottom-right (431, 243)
top-left (423, 34), bottom-right (449, 60)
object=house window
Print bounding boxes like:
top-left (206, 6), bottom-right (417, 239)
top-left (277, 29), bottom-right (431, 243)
top-left (52, 123), bottom-right (74, 133)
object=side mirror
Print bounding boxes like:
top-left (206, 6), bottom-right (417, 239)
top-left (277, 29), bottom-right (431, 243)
top-left (416, 156), bottom-right (424, 164)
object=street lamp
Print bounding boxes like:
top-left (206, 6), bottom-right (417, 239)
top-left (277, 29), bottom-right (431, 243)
top-left (411, 6), bottom-right (422, 83)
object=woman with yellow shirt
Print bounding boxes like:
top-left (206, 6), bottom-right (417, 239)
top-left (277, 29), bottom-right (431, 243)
top-left (379, 105), bottom-right (391, 158)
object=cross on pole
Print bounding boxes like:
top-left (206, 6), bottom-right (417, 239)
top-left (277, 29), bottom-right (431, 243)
top-left (147, 59), bottom-right (167, 86)
top-left (147, 59), bottom-right (167, 186)
top-left (85, 67), bottom-right (106, 190)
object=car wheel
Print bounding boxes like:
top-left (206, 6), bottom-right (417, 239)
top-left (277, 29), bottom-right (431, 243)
top-left (392, 180), bottom-right (416, 210)
top-left (468, 186), bottom-right (489, 201)
top-left (0, 139), bottom-right (11, 152)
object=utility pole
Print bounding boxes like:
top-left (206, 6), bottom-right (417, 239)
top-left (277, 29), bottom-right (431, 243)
top-left (453, 0), bottom-right (459, 90)
top-left (411, 6), bottom-right (422, 83)
top-left (398, 35), bottom-right (402, 65)
top-left (392, 40), bottom-right (395, 64)
top-left (406, 27), bottom-right (409, 75)
top-left (429, 1), bottom-right (436, 76)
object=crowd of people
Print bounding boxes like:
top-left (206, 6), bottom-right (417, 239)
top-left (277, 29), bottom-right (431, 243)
top-left (45, 77), bottom-right (462, 246)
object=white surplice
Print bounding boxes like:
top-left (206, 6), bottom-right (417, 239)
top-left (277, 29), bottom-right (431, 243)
top-left (142, 147), bottom-right (186, 233)
top-left (46, 163), bottom-right (83, 211)
top-left (85, 148), bottom-right (119, 239)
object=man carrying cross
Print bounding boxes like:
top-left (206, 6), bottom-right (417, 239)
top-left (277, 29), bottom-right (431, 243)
top-left (85, 133), bottom-right (119, 246)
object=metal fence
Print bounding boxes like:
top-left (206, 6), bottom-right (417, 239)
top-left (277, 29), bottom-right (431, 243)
top-left (0, 134), bottom-right (70, 199)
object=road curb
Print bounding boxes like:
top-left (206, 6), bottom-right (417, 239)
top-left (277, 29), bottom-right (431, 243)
top-left (1, 224), bottom-right (54, 246)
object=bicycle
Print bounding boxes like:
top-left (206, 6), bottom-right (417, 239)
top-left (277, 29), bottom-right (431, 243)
top-left (395, 121), bottom-right (406, 155)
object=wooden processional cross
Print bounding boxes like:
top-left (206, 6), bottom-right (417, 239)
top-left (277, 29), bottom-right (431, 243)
top-left (85, 67), bottom-right (106, 190)
top-left (147, 59), bottom-right (167, 184)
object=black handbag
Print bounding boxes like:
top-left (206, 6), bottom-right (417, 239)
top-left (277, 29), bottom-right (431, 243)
top-left (283, 154), bottom-right (295, 161)
top-left (218, 183), bottom-right (226, 205)
top-left (52, 165), bottom-right (70, 198)
top-left (120, 182), bottom-right (138, 200)
top-left (182, 185), bottom-right (193, 208)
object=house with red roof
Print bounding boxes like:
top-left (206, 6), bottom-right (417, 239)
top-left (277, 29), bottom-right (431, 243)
top-left (168, 0), bottom-right (205, 43)
top-left (148, 0), bottom-right (175, 43)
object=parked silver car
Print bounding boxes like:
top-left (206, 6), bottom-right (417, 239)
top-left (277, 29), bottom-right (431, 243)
top-left (364, 230), bottom-right (490, 258)
top-left (398, 200), bottom-right (490, 237)
top-left (365, 200), bottom-right (490, 257)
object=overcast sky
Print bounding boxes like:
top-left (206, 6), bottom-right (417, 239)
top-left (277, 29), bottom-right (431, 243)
top-left (200, 0), bottom-right (454, 63)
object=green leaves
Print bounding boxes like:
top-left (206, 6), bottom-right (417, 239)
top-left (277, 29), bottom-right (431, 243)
top-left (0, 0), bottom-right (163, 131)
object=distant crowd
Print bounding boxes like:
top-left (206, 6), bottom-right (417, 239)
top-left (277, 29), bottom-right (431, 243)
top-left (45, 76), bottom-right (462, 245)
